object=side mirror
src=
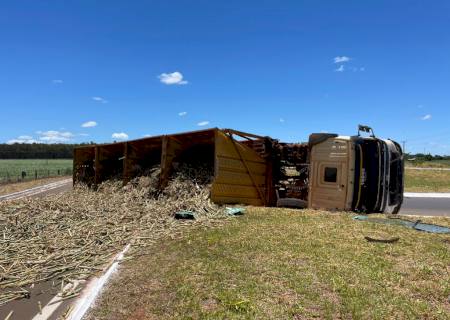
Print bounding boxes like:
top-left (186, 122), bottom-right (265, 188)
top-left (358, 125), bottom-right (375, 138)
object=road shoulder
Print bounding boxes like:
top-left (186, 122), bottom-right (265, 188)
top-left (0, 176), bottom-right (71, 196)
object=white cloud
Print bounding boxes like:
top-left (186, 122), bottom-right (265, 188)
top-left (92, 96), bottom-right (108, 104)
top-left (334, 56), bottom-right (351, 64)
top-left (81, 121), bottom-right (98, 128)
top-left (197, 121), bottom-right (210, 126)
top-left (178, 111), bottom-right (187, 116)
top-left (18, 135), bottom-right (33, 140)
top-left (112, 132), bottom-right (129, 140)
top-left (38, 130), bottom-right (74, 143)
top-left (143, 134), bottom-right (152, 137)
top-left (8, 131), bottom-right (77, 143)
top-left (335, 65), bottom-right (345, 72)
top-left (79, 133), bottom-right (89, 137)
top-left (421, 114), bottom-right (432, 120)
top-left (279, 118), bottom-right (285, 123)
top-left (52, 79), bottom-right (63, 84)
top-left (7, 136), bottom-right (38, 144)
top-left (158, 71), bottom-right (188, 85)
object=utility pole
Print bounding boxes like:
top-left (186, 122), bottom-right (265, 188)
top-left (401, 140), bottom-right (406, 154)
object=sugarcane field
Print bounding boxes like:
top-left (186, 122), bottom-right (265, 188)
top-left (2, 2), bottom-right (450, 319)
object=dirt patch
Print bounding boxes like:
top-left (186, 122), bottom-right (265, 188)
top-left (201, 297), bottom-right (219, 312)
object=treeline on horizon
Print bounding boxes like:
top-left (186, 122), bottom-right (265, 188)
top-left (0, 143), bottom-right (95, 159)
top-left (405, 153), bottom-right (450, 161)
top-left (0, 143), bottom-right (449, 160)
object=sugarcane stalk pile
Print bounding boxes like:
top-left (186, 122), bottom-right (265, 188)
top-left (0, 165), bottom-right (226, 305)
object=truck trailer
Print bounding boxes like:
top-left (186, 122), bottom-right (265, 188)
top-left (73, 126), bottom-right (404, 214)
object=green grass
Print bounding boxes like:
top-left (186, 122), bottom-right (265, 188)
top-left (0, 159), bottom-right (73, 183)
top-left (88, 208), bottom-right (450, 320)
top-left (405, 169), bottom-right (450, 192)
top-left (406, 160), bottom-right (450, 168)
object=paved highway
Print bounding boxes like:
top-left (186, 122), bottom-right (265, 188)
top-left (0, 178), bottom-right (72, 202)
top-left (400, 196), bottom-right (450, 217)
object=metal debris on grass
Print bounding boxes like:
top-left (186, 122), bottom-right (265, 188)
top-left (174, 211), bottom-right (196, 220)
top-left (225, 207), bottom-right (245, 216)
top-left (0, 165), bottom-right (227, 305)
top-left (364, 236), bottom-right (400, 243)
top-left (353, 215), bottom-right (450, 234)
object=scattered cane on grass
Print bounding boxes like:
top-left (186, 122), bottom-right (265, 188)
top-left (0, 165), bottom-right (227, 306)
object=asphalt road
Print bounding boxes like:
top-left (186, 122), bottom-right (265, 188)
top-left (0, 179), bottom-right (72, 202)
top-left (0, 178), bottom-right (76, 320)
top-left (400, 196), bottom-right (450, 217)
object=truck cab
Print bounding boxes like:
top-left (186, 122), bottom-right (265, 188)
top-left (308, 129), bottom-right (404, 213)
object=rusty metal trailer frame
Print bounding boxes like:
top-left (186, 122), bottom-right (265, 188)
top-left (73, 128), bottom-right (275, 206)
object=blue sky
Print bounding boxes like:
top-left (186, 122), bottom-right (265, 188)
top-left (1, 1), bottom-right (449, 154)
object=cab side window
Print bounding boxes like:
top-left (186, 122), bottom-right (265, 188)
top-left (324, 167), bottom-right (337, 183)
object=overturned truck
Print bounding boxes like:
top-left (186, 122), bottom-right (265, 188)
top-left (73, 126), bottom-right (404, 213)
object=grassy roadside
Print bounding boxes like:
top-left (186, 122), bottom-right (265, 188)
top-left (88, 208), bottom-right (450, 320)
top-left (405, 169), bottom-right (450, 192)
top-left (405, 160), bottom-right (450, 168)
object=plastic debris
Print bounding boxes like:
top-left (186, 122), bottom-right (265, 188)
top-left (353, 215), bottom-right (450, 234)
top-left (174, 211), bottom-right (195, 220)
top-left (225, 207), bottom-right (245, 216)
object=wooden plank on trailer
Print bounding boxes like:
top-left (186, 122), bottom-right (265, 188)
top-left (214, 170), bottom-right (265, 186)
top-left (229, 140), bottom-right (266, 204)
top-left (160, 136), bottom-right (183, 188)
top-left (127, 138), bottom-right (163, 158)
top-left (73, 146), bottom-right (96, 185)
top-left (210, 195), bottom-right (263, 206)
top-left (215, 131), bottom-right (266, 162)
top-left (216, 157), bottom-right (266, 174)
top-left (123, 142), bottom-right (129, 184)
top-left (94, 146), bottom-right (100, 185)
top-left (211, 183), bottom-right (265, 199)
top-left (212, 130), bottom-right (269, 205)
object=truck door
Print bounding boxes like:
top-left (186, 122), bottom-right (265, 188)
top-left (308, 136), bottom-right (353, 211)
